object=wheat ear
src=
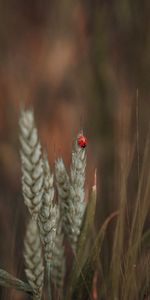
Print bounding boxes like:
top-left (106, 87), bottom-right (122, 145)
top-left (38, 152), bottom-right (57, 263)
top-left (19, 108), bottom-right (44, 220)
top-left (24, 218), bottom-right (44, 300)
top-left (51, 206), bottom-right (65, 292)
top-left (38, 152), bottom-right (58, 300)
top-left (69, 131), bottom-right (87, 250)
top-left (55, 133), bottom-right (87, 250)
top-left (55, 158), bottom-right (71, 234)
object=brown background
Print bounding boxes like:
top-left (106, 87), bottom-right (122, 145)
top-left (0, 1), bottom-right (150, 299)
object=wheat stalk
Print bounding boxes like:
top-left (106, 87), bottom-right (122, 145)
top-left (19, 108), bottom-right (44, 220)
top-left (24, 218), bottom-right (44, 300)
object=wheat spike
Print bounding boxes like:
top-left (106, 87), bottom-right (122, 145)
top-left (69, 131), bottom-right (87, 249)
top-left (55, 158), bottom-right (71, 234)
top-left (55, 132), bottom-right (87, 250)
top-left (38, 152), bottom-right (58, 264)
top-left (19, 108), bottom-right (44, 220)
top-left (24, 218), bottom-right (44, 300)
top-left (51, 206), bottom-right (65, 291)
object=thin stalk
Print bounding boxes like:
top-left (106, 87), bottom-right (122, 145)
top-left (47, 263), bottom-right (52, 300)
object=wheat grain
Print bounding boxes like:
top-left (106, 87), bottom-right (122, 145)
top-left (19, 108), bottom-right (44, 220)
top-left (24, 218), bottom-right (44, 300)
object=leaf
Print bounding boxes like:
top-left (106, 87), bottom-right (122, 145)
top-left (83, 210), bottom-right (119, 272)
top-left (67, 211), bottom-right (119, 300)
top-left (0, 268), bottom-right (33, 295)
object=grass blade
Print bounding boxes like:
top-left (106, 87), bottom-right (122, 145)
top-left (0, 268), bottom-right (33, 295)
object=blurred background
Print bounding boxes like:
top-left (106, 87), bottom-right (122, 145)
top-left (0, 1), bottom-right (150, 299)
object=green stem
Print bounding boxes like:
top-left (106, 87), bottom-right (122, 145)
top-left (47, 264), bottom-right (52, 300)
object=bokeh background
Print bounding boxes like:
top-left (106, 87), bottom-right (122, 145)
top-left (0, 1), bottom-right (150, 299)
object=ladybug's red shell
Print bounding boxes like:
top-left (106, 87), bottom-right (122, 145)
top-left (77, 135), bottom-right (87, 148)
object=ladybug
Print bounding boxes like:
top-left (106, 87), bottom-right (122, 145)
top-left (77, 134), bottom-right (87, 148)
